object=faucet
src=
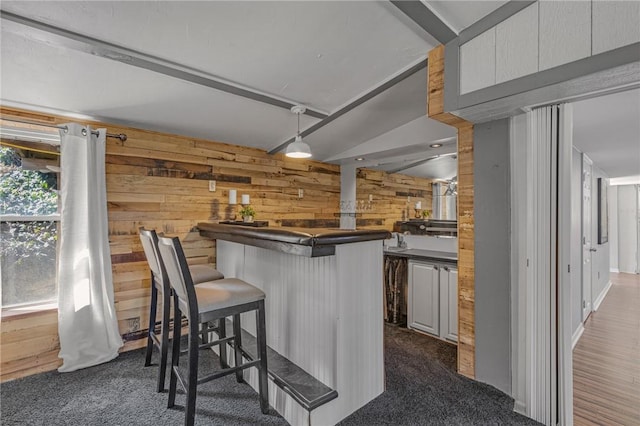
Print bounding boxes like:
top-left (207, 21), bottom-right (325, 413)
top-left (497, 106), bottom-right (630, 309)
top-left (396, 233), bottom-right (408, 249)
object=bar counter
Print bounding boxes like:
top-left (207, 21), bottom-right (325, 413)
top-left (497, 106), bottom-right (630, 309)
top-left (197, 222), bottom-right (391, 257)
top-left (197, 222), bottom-right (391, 426)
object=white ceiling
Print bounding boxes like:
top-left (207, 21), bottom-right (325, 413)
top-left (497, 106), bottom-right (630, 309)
top-left (573, 88), bottom-right (640, 179)
top-left (1, 1), bottom-right (436, 113)
top-left (0, 1), bottom-right (444, 172)
top-left (0, 1), bottom-right (508, 180)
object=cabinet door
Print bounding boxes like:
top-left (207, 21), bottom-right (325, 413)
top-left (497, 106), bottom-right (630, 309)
top-left (408, 261), bottom-right (439, 336)
top-left (439, 266), bottom-right (458, 342)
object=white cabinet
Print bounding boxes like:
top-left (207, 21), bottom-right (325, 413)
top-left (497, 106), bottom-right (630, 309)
top-left (408, 262), bottom-right (439, 335)
top-left (408, 260), bottom-right (458, 343)
top-left (459, 28), bottom-right (496, 94)
top-left (439, 266), bottom-right (458, 342)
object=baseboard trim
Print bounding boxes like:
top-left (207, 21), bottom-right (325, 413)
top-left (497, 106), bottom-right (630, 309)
top-left (513, 400), bottom-right (527, 416)
top-left (593, 280), bottom-right (613, 311)
top-left (572, 323), bottom-right (585, 350)
top-left (610, 268), bottom-right (620, 273)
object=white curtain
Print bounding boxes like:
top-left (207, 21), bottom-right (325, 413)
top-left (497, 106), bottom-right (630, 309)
top-left (57, 123), bottom-right (122, 372)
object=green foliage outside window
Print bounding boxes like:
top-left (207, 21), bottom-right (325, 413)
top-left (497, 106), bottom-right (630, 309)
top-left (1, 146), bottom-right (59, 306)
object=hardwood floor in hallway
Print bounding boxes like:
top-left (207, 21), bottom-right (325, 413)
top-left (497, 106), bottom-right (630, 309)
top-left (573, 272), bottom-right (640, 425)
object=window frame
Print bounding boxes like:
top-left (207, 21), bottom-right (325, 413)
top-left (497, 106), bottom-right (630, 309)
top-left (1, 140), bottom-right (61, 310)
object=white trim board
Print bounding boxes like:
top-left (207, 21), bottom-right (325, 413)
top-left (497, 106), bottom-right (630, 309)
top-left (593, 280), bottom-right (613, 312)
top-left (610, 268), bottom-right (620, 273)
top-left (513, 400), bottom-right (527, 417)
top-left (571, 323), bottom-right (585, 350)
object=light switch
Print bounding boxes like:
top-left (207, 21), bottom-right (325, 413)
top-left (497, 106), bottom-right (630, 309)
top-left (208, 180), bottom-right (216, 192)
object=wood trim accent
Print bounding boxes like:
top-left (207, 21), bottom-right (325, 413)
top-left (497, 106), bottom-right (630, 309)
top-left (428, 45), bottom-right (476, 379)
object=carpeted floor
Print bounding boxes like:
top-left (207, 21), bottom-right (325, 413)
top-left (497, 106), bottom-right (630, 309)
top-left (339, 326), bottom-right (541, 425)
top-left (0, 344), bottom-right (286, 426)
top-left (1, 326), bottom-right (541, 425)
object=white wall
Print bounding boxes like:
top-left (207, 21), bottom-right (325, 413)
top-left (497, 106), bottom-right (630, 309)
top-left (617, 185), bottom-right (639, 273)
top-left (474, 118), bottom-right (512, 396)
top-left (609, 186), bottom-right (619, 272)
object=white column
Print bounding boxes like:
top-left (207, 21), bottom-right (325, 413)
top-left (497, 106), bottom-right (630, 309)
top-left (340, 164), bottom-right (357, 230)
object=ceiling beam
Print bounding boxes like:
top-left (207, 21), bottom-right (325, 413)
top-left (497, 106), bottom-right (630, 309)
top-left (390, 1), bottom-right (457, 44)
top-left (0, 11), bottom-right (328, 120)
top-left (268, 59), bottom-right (427, 156)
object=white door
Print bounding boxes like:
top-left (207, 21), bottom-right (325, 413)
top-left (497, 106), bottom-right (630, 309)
top-left (582, 155), bottom-right (593, 320)
top-left (408, 261), bottom-right (439, 336)
top-left (439, 266), bottom-right (458, 342)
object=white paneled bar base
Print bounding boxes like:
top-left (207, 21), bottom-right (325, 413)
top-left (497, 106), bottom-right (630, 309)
top-left (216, 239), bottom-right (385, 426)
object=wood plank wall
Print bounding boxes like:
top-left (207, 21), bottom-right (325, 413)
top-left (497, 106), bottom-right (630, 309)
top-left (0, 106), bottom-right (429, 381)
top-left (356, 168), bottom-right (433, 229)
top-left (427, 45), bottom-right (476, 379)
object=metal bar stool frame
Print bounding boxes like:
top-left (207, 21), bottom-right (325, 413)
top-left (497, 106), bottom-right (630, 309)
top-left (157, 236), bottom-right (269, 426)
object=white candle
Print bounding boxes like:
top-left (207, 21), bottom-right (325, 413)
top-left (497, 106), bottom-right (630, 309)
top-left (241, 194), bottom-right (250, 205)
top-left (228, 189), bottom-right (237, 205)
top-left (415, 201), bottom-right (422, 209)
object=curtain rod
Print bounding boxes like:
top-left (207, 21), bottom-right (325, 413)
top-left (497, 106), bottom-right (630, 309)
top-left (1, 117), bottom-right (127, 141)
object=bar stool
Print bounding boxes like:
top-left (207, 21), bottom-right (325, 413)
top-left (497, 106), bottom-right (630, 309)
top-left (139, 227), bottom-right (225, 392)
top-left (157, 235), bottom-right (269, 426)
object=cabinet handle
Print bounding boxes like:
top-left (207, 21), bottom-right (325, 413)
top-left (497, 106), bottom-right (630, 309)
top-left (433, 266), bottom-right (439, 270)
top-left (443, 266), bottom-right (449, 271)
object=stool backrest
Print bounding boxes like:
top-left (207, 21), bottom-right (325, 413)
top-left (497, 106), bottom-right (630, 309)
top-left (139, 228), bottom-right (169, 293)
top-left (157, 236), bottom-right (198, 316)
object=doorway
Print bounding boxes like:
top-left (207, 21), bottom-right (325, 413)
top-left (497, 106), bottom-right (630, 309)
top-left (569, 87), bottom-right (640, 425)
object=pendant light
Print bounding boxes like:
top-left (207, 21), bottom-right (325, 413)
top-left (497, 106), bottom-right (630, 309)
top-left (286, 105), bottom-right (312, 158)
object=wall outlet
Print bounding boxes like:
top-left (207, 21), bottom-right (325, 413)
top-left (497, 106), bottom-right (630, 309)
top-left (298, 188), bottom-right (304, 198)
top-left (209, 180), bottom-right (216, 192)
top-left (127, 317), bottom-right (140, 332)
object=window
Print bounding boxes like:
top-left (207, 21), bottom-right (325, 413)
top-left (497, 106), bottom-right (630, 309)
top-left (1, 144), bottom-right (60, 307)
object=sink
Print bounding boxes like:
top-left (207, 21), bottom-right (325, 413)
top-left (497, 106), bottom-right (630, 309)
top-left (385, 247), bottom-right (408, 253)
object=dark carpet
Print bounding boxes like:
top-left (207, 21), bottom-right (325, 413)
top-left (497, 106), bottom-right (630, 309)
top-left (0, 345), bottom-right (286, 426)
top-left (339, 326), bottom-right (541, 426)
top-left (1, 326), bottom-right (541, 426)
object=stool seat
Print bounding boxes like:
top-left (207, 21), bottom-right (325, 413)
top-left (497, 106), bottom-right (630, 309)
top-left (195, 279), bottom-right (265, 312)
top-left (190, 264), bottom-right (225, 283)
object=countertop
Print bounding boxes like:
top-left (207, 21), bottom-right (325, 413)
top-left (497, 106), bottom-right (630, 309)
top-left (384, 247), bottom-right (458, 264)
top-left (197, 222), bottom-right (391, 257)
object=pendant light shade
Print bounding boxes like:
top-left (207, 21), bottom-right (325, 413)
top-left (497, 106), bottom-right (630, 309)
top-left (286, 135), bottom-right (312, 158)
top-left (286, 105), bottom-right (312, 159)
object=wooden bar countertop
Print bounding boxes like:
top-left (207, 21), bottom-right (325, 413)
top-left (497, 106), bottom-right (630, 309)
top-left (197, 222), bottom-right (391, 257)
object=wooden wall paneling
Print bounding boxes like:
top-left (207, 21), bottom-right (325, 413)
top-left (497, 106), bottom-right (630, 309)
top-left (1, 100), bottom-right (438, 381)
top-left (428, 45), bottom-right (476, 379)
top-left (0, 106), bottom-right (342, 381)
top-left (0, 309), bottom-right (62, 381)
top-left (355, 168), bottom-right (433, 229)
